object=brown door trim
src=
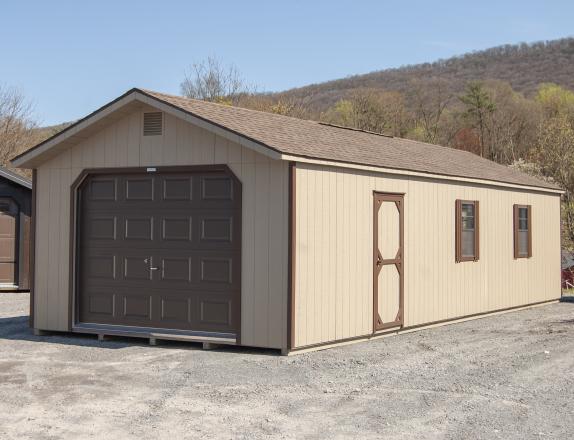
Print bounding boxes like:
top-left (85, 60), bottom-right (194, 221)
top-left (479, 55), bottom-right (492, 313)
top-left (68, 164), bottom-right (242, 342)
top-left (373, 192), bottom-right (404, 332)
top-left (29, 170), bottom-right (37, 327)
top-left (287, 161), bottom-right (296, 350)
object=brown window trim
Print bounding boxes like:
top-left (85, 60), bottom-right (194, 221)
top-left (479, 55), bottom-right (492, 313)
top-left (513, 204), bottom-right (532, 259)
top-left (455, 199), bottom-right (480, 263)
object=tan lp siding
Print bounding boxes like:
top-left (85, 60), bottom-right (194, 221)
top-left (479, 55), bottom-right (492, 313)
top-left (294, 163), bottom-right (561, 349)
top-left (33, 106), bottom-right (289, 349)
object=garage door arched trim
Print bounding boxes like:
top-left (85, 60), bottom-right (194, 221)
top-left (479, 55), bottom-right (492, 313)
top-left (68, 165), bottom-right (242, 344)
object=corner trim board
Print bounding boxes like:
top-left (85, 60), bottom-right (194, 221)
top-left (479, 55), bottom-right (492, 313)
top-left (287, 161), bottom-right (296, 349)
top-left (29, 169), bottom-right (37, 327)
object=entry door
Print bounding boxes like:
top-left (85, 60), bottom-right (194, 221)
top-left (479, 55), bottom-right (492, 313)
top-left (0, 198), bottom-right (18, 286)
top-left (76, 169), bottom-right (241, 336)
top-left (373, 193), bottom-right (404, 331)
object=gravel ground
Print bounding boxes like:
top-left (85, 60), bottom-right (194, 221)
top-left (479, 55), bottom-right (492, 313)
top-left (0, 292), bottom-right (573, 439)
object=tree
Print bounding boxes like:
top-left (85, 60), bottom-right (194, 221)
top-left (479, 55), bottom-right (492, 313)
top-left (534, 116), bottom-right (574, 247)
top-left (408, 78), bottom-right (452, 144)
top-left (535, 83), bottom-right (574, 121)
top-left (482, 81), bottom-right (539, 164)
top-left (321, 89), bottom-right (408, 136)
top-left (0, 85), bottom-right (37, 168)
top-left (459, 82), bottom-right (496, 158)
top-left (180, 57), bottom-right (252, 104)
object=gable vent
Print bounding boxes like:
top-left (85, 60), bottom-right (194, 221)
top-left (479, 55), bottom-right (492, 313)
top-left (143, 112), bottom-right (163, 136)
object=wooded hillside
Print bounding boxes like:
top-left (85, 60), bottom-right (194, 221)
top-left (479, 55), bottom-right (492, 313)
top-left (276, 38), bottom-right (574, 113)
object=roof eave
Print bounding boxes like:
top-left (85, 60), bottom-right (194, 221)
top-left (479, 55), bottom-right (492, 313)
top-left (0, 168), bottom-right (32, 189)
top-left (281, 154), bottom-right (564, 195)
top-left (11, 88), bottom-right (282, 169)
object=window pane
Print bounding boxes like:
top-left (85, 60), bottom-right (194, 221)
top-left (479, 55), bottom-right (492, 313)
top-left (462, 203), bottom-right (475, 231)
top-left (462, 230), bottom-right (475, 257)
top-left (462, 217), bottom-right (474, 230)
top-left (518, 230), bottom-right (528, 255)
top-left (518, 207), bottom-right (529, 231)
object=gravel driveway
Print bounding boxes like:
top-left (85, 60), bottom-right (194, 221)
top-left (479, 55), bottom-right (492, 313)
top-left (0, 292), bottom-right (573, 439)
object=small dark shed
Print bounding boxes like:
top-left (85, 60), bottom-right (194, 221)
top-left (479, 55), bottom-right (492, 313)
top-left (0, 167), bottom-right (32, 291)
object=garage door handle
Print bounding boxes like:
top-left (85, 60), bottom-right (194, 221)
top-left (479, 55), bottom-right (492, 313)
top-left (150, 267), bottom-right (159, 271)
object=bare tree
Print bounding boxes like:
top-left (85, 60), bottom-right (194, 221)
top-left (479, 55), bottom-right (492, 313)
top-left (180, 57), bottom-right (252, 103)
top-left (0, 85), bottom-right (37, 168)
top-left (321, 88), bottom-right (408, 135)
top-left (408, 78), bottom-right (452, 144)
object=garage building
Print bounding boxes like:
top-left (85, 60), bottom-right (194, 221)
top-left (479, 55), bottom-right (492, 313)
top-left (11, 88), bottom-right (562, 353)
top-left (0, 167), bottom-right (32, 292)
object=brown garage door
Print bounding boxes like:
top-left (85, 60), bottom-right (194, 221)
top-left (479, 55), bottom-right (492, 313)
top-left (0, 198), bottom-right (18, 286)
top-left (76, 167), bottom-right (241, 336)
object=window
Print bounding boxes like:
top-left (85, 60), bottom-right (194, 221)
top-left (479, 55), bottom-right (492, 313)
top-left (455, 200), bottom-right (479, 262)
top-left (514, 205), bottom-right (532, 258)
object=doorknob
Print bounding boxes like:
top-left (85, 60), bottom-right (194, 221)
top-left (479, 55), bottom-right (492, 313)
top-left (150, 267), bottom-right (159, 271)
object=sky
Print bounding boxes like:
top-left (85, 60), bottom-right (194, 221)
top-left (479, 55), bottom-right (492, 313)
top-left (1, 0), bottom-right (573, 125)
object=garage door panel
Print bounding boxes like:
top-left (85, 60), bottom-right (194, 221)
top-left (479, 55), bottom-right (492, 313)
top-left (125, 177), bottom-right (155, 201)
top-left (85, 255), bottom-right (116, 280)
top-left (0, 262), bottom-right (16, 284)
top-left (161, 257), bottom-right (192, 281)
top-left (0, 199), bottom-right (18, 286)
top-left (200, 258), bottom-right (233, 284)
top-left (77, 169), bottom-right (241, 335)
top-left (82, 249), bottom-right (239, 291)
top-left (161, 217), bottom-right (192, 241)
top-left (0, 237), bottom-right (16, 261)
top-left (197, 293), bottom-right (237, 332)
top-left (88, 178), bottom-right (117, 201)
top-left (200, 217), bottom-right (233, 242)
top-left (123, 255), bottom-right (152, 280)
top-left (201, 175), bottom-right (234, 200)
top-left (122, 295), bottom-right (152, 319)
top-left (160, 297), bottom-right (190, 321)
top-left (82, 292), bottom-right (115, 318)
top-left (85, 216), bottom-right (118, 241)
top-left (124, 216), bottom-right (154, 240)
top-left (162, 177), bottom-right (193, 201)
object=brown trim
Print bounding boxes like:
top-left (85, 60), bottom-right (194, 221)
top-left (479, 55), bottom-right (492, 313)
top-left (287, 161), bottom-right (296, 350)
top-left (513, 204), bottom-right (532, 259)
top-left (68, 164), bottom-right (243, 341)
top-left (290, 298), bottom-right (558, 353)
top-left (372, 192), bottom-right (404, 333)
top-left (29, 170), bottom-right (37, 327)
top-left (528, 205), bottom-right (532, 258)
top-left (475, 200), bottom-right (480, 260)
top-left (455, 199), bottom-right (479, 262)
top-left (455, 200), bottom-right (461, 262)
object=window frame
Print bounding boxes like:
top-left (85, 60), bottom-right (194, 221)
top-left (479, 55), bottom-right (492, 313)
top-left (455, 199), bottom-right (480, 263)
top-left (513, 204), bottom-right (532, 259)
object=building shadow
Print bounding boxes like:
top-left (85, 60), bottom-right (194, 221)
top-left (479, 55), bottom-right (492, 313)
top-left (0, 315), bottom-right (280, 356)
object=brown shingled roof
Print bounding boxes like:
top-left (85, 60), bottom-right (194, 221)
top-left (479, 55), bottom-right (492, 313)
top-left (12, 88), bottom-right (559, 191)
top-left (141, 89), bottom-right (559, 190)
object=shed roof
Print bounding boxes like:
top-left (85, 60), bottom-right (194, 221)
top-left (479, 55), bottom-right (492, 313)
top-left (12, 88), bottom-right (560, 192)
top-left (0, 166), bottom-right (32, 189)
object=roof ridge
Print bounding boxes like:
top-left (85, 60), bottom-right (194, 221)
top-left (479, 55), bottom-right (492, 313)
top-left (138, 88), bottom-right (323, 125)
top-left (317, 122), bottom-right (393, 138)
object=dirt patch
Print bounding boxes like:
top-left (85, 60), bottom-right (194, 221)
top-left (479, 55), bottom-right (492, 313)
top-left (0, 292), bottom-right (573, 439)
